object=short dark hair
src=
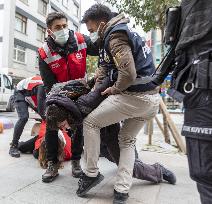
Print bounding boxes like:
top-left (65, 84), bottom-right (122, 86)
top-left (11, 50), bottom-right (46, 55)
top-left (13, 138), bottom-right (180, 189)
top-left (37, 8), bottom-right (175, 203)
top-left (46, 12), bottom-right (67, 28)
top-left (46, 104), bottom-right (75, 130)
top-left (81, 4), bottom-right (113, 24)
top-left (46, 104), bottom-right (68, 130)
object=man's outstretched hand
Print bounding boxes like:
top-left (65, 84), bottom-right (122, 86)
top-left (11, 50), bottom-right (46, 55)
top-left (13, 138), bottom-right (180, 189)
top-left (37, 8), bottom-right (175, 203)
top-left (101, 87), bottom-right (113, 95)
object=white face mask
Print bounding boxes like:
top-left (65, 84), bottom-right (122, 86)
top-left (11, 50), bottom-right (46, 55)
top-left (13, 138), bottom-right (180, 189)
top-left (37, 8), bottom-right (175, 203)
top-left (90, 31), bottom-right (99, 43)
top-left (90, 24), bottom-right (101, 43)
top-left (51, 28), bottom-right (69, 46)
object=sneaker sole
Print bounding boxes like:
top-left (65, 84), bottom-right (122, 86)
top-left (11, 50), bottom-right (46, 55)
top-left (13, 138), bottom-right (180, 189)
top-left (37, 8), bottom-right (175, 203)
top-left (72, 171), bottom-right (83, 178)
top-left (9, 153), bottom-right (20, 158)
top-left (77, 174), bottom-right (104, 197)
top-left (113, 200), bottom-right (127, 204)
top-left (42, 173), bottom-right (59, 183)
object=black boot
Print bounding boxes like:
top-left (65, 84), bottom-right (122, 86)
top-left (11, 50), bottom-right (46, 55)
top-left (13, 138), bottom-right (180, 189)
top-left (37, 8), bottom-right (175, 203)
top-left (71, 160), bottom-right (83, 178)
top-left (76, 172), bottom-right (104, 197)
top-left (113, 190), bottom-right (129, 204)
top-left (158, 164), bottom-right (176, 184)
top-left (9, 143), bottom-right (20, 158)
top-left (42, 161), bottom-right (59, 183)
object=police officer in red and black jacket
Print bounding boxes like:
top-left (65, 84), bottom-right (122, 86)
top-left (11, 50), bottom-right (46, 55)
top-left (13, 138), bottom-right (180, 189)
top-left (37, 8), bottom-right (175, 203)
top-left (38, 12), bottom-right (98, 183)
top-left (9, 76), bottom-right (46, 158)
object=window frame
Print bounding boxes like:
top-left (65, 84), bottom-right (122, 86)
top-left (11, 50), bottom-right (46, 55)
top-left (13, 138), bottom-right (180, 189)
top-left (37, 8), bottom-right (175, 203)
top-left (15, 12), bottom-right (27, 34)
top-left (36, 24), bottom-right (46, 42)
top-left (38, 0), bottom-right (48, 16)
top-left (73, 3), bottom-right (79, 17)
top-left (13, 44), bottom-right (27, 64)
top-left (19, 0), bottom-right (28, 5)
top-left (62, 0), bottom-right (68, 8)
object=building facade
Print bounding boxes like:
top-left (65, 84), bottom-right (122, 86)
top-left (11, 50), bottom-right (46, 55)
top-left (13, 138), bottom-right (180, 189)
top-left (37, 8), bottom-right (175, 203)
top-left (0, 0), bottom-right (81, 81)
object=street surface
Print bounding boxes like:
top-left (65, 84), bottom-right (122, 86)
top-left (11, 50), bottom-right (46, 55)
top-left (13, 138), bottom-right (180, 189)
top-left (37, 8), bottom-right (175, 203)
top-left (0, 111), bottom-right (200, 204)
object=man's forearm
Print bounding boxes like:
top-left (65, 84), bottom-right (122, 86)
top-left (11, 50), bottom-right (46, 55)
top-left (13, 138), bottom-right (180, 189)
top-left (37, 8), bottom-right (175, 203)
top-left (39, 57), bottom-right (57, 92)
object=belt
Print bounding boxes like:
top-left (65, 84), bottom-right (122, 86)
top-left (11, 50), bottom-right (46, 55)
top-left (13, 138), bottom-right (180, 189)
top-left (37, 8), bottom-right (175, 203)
top-left (124, 87), bottom-right (159, 95)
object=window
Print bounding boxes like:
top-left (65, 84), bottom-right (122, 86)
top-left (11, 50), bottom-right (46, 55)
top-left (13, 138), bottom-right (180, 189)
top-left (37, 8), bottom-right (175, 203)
top-left (73, 24), bottom-right (78, 32)
top-left (3, 75), bottom-right (12, 89)
top-left (19, 0), bottom-right (28, 4)
top-left (13, 45), bottom-right (26, 64)
top-left (73, 3), bottom-right (79, 17)
top-left (38, 0), bottom-right (47, 16)
top-left (15, 13), bottom-right (27, 34)
top-left (62, 0), bottom-right (68, 8)
top-left (37, 25), bottom-right (46, 42)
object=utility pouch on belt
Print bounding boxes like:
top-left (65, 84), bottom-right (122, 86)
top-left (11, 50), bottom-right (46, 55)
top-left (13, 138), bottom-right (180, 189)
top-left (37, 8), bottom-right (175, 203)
top-left (193, 52), bottom-right (212, 89)
top-left (164, 6), bottom-right (181, 46)
top-left (195, 59), bottom-right (209, 89)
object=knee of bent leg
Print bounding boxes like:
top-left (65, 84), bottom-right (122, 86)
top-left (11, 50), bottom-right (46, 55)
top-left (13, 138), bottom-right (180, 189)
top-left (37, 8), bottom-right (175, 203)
top-left (20, 116), bottom-right (29, 124)
top-left (118, 134), bottom-right (136, 149)
top-left (83, 115), bottom-right (102, 129)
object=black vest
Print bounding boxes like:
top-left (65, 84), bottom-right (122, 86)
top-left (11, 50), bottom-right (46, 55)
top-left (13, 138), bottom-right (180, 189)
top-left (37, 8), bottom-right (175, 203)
top-left (99, 23), bottom-right (156, 92)
top-left (176, 0), bottom-right (212, 54)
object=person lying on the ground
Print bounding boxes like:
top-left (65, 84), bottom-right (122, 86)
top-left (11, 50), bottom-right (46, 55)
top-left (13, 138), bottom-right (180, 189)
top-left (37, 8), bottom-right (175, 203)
top-left (45, 78), bottom-right (176, 185)
top-left (9, 75), bottom-right (46, 158)
top-left (18, 120), bottom-right (72, 169)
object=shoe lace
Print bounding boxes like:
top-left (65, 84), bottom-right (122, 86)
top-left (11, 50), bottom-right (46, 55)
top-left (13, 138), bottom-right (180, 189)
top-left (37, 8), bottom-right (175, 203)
top-left (78, 173), bottom-right (86, 186)
top-left (10, 144), bottom-right (18, 149)
top-left (47, 162), bottom-right (55, 173)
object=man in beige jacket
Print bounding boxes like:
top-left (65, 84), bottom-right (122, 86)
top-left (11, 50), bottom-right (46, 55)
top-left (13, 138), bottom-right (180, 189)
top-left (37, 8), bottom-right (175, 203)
top-left (77, 4), bottom-right (162, 204)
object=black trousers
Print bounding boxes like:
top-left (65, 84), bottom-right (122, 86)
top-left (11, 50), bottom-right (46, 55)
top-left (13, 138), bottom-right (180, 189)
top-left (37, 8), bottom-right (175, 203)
top-left (46, 124), bottom-right (83, 163)
top-left (101, 123), bottom-right (162, 183)
top-left (12, 100), bottom-right (29, 145)
top-left (18, 136), bottom-right (39, 159)
top-left (186, 137), bottom-right (212, 204)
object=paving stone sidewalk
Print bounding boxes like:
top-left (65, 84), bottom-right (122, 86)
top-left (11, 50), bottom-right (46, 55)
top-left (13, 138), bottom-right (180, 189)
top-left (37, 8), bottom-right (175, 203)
top-left (0, 115), bottom-right (200, 204)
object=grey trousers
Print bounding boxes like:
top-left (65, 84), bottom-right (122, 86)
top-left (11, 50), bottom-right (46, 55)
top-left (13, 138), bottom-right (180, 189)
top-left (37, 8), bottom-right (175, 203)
top-left (83, 91), bottom-right (160, 193)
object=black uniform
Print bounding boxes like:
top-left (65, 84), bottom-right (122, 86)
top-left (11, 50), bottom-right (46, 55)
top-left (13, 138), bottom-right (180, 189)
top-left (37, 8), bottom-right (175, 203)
top-left (174, 1), bottom-right (212, 203)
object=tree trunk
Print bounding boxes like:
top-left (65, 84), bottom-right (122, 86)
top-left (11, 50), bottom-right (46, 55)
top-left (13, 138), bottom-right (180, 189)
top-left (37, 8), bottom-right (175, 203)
top-left (160, 27), bottom-right (171, 144)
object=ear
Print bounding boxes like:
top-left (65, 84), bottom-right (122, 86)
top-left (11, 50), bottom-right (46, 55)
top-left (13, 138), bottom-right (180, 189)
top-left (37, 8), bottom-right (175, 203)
top-left (47, 29), bottom-right (53, 37)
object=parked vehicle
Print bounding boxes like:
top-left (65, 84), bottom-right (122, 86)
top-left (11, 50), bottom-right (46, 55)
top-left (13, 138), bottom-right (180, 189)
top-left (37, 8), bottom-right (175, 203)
top-left (0, 73), bottom-right (15, 111)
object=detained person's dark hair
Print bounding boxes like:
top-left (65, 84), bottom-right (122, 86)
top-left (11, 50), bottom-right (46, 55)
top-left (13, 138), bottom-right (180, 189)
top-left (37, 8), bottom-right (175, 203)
top-left (46, 12), bottom-right (67, 28)
top-left (46, 104), bottom-right (68, 130)
top-left (46, 104), bottom-right (75, 130)
top-left (81, 4), bottom-right (113, 23)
